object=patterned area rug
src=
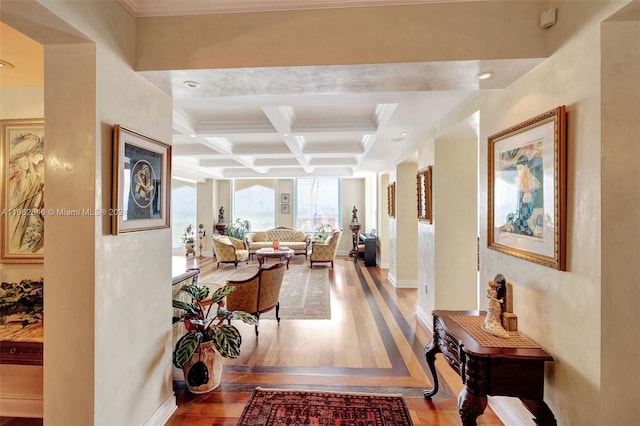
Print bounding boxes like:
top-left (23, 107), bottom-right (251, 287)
top-left (199, 262), bottom-right (331, 320)
top-left (237, 387), bottom-right (414, 426)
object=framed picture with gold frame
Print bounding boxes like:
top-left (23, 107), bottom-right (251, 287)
top-left (417, 166), bottom-right (432, 223)
top-left (0, 119), bottom-right (45, 263)
top-left (488, 106), bottom-right (567, 270)
top-left (387, 182), bottom-right (396, 218)
top-left (112, 125), bottom-right (171, 234)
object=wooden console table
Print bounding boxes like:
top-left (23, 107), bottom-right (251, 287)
top-left (424, 310), bottom-right (556, 426)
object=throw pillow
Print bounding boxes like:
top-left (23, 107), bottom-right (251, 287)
top-left (253, 232), bottom-right (268, 242)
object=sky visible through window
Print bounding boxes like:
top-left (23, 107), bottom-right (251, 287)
top-left (296, 178), bottom-right (340, 232)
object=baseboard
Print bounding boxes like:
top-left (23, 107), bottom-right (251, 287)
top-left (144, 393), bottom-right (177, 426)
top-left (0, 396), bottom-right (43, 418)
top-left (416, 305), bottom-right (432, 332)
top-left (488, 396), bottom-right (533, 426)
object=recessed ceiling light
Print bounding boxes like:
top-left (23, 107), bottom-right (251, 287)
top-left (184, 80), bottom-right (200, 88)
top-left (189, 134), bottom-right (197, 138)
top-left (401, 132), bottom-right (408, 136)
top-left (476, 72), bottom-right (493, 80)
top-left (0, 60), bottom-right (15, 68)
top-left (283, 133), bottom-right (290, 137)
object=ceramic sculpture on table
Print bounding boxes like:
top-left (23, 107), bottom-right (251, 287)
top-left (482, 278), bottom-right (510, 338)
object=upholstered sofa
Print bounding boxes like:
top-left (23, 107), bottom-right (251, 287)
top-left (245, 227), bottom-right (311, 259)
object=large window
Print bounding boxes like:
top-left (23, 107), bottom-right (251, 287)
top-left (295, 178), bottom-right (340, 232)
top-left (171, 178), bottom-right (197, 248)
top-left (234, 179), bottom-right (276, 230)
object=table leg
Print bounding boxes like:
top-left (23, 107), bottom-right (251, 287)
top-left (520, 399), bottom-right (557, 426)
top-left (423, 340), bottom-right (441, 399)
top-left (458, 386), bottom-right (487, 426)
top-left (285, 256), bottom-right (291, 269)
top-left (258, 256), bottom-right (264, 267)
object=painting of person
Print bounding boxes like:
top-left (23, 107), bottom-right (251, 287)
top-left (7, 133), bottom-right (45, 255)
top-left (499, 145), bottom-right (544, 238)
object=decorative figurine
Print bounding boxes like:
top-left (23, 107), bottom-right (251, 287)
top-left (351, 205), bottom-right (359, 224)
top-left (218, 206), bottom-right (225, 224)
top-left (482, 275), bottom-right (510, 338)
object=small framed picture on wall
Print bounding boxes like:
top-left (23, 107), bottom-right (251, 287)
top-left (281, 193), bottom-right (290, 203)
top-left (281, 204), bottom-right (290, 214)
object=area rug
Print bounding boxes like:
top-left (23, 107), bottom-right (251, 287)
top-left (237, 387), bottom-right (414, 426)
top-left (199, 263), bottom-right (331, 320)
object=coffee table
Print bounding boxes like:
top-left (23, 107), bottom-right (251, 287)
top-left (255, 247), bottom-right (295, 269)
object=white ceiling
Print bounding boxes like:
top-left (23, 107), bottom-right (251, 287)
top-left (125, 1), bottom-right (545, 181)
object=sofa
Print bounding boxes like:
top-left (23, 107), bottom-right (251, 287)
top-left (245, 227), bottom-right (311, 259)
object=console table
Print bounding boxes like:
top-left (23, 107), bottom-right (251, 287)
top-left (424, 310), bottom-right (556, 426)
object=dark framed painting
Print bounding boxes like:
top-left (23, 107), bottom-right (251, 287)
top-left (112, 125), bottom-right (171, 234)
top-left (417, 166), bottom-right (432, 223)
top-left (281, 203), bottom-right (290, 214)
top-left (488, 106), bottom-right (567, 270)
top-left (387, 182), bottom-right (396, 218)
top-left (0, 119), bottom-right (45, 263)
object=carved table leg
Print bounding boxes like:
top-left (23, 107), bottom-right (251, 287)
top-left (458, 386), bottom-right (487, 426)
top-left (520, 398), bottom-right (557, 426)
top-left (423, 340), bottom-right (441, 399)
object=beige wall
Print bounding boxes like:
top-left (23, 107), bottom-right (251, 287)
top-left (392, 163), bottom-right (418, 287)
top-left (2, 1), bottom-right (176, 424)
top-left (600, 6), bottom-right (639, 422)
top-left (135, 1), bottom-right (547, 70)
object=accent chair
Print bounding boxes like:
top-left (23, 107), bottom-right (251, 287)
top-left (212, 235), bottom-right (249, 269)
top-left (225, 262), bottom-right (286, 336)
top-left (309, 229), bottom-right (343, 268)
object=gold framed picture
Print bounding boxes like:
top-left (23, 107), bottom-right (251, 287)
top-left (417, 166), bottom-right (432, 223)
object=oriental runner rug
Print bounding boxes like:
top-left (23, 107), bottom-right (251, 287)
top-left (236, 387), bottom-right (414, 426)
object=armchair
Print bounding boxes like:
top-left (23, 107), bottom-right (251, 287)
top-left (309, 229), bottom-right (343, 268)
top-left (212, 235), bottom-right (249, 269)
top-left (225, 262), bottom-right (286, 336)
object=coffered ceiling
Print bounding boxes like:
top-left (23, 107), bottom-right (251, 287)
top-left (2, 2), bottom-right (546, 182)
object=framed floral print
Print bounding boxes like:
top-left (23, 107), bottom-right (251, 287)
top-left (488, 106), bottom-right (567, 270)
top-left (0, 119), bottom-right (45, 263)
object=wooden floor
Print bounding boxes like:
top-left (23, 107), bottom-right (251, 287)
top-left (166, 254), bottom-right (505, 426)
top-left (0, 255), bottom-right (504, 425)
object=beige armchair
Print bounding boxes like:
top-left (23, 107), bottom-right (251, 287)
top-left (212, 235), bottom-right (249, 269)
top-left (225, 262), bottom-right (286, 336)
top-left (309, 229), bottom-right (343, 268)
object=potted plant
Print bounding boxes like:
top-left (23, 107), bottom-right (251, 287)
top-left (173, 283), bottom-right (257, 393)
top-left (224, 218), bottom-right (251, 240)
top-left (181, 224), bottom-right (196, 256)
top-left (314, 223), bottom-right (333, 242)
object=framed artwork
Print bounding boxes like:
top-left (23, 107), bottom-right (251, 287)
top-left (488, 106), bottom-right (567, 270)
top-left (281, 193), bottom-right (290, 203)
top-left (281, 203), bottom-right (290, 214)
top-left (112, 125), bottom-right (171, 234)
top-left (387, 182), bottom-right (396, 218)
top-left (417, 166), bottom-right (432, 223)
top-left (0, 119), bottom-right (45, 263)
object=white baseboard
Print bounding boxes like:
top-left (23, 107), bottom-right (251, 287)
top-left (488, 396), bottom-right (534, 426)
top-left (0, 396), bottom-right (43, 418)
top-left (416, 305), bottom-right (432, 332)
top-left (144, 393), bottom-right (177, 426)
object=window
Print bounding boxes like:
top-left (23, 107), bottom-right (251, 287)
top-left (295, 178), bottom-right (340, 232)
top-left (171, 178), bottom-right (196, 248)
top-left (233, 179), bottom-right (276, 230)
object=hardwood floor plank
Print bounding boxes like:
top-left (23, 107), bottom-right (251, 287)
top-left (166, 255), bottom-right (505, 426)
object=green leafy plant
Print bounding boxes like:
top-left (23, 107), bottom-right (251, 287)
top-left (181, 224), bottom-right (195, 244)
top-left (172, 284), bottom-right (257, 368)
top-left (313, 224), bottom-right (333, 241)
top-left (224, 218), bottom-right (251, 240)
